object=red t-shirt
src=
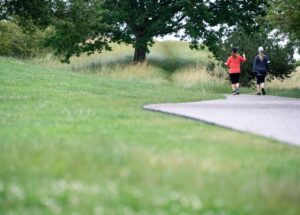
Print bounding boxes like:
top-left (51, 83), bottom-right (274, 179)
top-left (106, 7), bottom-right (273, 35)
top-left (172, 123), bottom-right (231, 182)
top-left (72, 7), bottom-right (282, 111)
top-left (226, 55), bottom-right (246, 73)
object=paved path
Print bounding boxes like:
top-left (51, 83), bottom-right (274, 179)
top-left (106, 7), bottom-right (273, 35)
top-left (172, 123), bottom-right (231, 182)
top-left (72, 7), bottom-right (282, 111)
top-left (144, 95), bottom-right (300, 146)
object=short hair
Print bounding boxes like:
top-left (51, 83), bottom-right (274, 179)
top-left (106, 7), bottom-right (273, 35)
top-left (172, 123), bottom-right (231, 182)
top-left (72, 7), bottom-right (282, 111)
top-left (232, 48), bottom-right (238, 53)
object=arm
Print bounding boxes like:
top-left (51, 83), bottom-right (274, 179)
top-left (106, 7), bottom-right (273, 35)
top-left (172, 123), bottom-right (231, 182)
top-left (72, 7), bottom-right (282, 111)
top-left (225, 57), bottom-right (231, 67)
top-left (240, 54), bottom-right (246, 62)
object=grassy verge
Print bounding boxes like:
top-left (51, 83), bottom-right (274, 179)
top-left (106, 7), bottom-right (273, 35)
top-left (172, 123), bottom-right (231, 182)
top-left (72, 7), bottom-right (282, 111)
top-left (0, 56), bottom-right (300, 215)
top-left (268, 68), bottom-right (300, 98)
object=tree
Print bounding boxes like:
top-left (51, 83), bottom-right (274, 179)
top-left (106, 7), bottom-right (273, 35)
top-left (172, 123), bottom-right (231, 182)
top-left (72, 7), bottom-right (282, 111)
top-left (213, 26), bottom-right (296, 86)
top-left (0, 20), bottom-right (46, 58)
top-left (2, 0), bottom-right (268, 63)
top-left (268, 0), bottom-right (300, 42)
top-left (0, 0), bottom-right (53, 27)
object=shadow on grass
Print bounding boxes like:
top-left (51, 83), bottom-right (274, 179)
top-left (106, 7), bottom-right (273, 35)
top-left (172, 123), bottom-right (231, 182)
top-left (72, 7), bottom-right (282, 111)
top-left (71, 56), bottom-right (133, 72)
top-left (71, 54), bottom-right (202, 75)
top-left (147, 57), bottom-right (200, 74)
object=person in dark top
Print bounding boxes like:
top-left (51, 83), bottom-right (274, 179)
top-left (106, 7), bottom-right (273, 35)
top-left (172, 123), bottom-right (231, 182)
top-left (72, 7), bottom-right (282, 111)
top-left (253, 47), bottom-right (270, 95)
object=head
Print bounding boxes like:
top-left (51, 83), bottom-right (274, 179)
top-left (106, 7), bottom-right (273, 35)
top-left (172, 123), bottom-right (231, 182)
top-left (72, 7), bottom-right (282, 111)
top-left (232, 47), bottom-right (238, 57)
top-left (258, 47), bottom-right (264, 59)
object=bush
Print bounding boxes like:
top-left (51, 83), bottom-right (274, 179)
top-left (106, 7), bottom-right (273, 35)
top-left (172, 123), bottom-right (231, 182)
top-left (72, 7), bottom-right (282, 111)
top-left (0, 20), bottom-right (45, 58)
top-left (206, 61), bottom-right (216, 72)
top-left (206, 61), bottom-right (227, 80)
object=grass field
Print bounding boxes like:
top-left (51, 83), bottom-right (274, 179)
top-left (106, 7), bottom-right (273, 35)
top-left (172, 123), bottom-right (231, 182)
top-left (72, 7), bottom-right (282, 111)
top-left (1, 41), bottom-right (300, 214)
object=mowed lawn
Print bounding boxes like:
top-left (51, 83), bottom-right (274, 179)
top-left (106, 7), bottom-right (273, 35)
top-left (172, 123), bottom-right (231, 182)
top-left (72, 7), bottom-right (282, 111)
top-left (0, 57), bottom-right (300, 215)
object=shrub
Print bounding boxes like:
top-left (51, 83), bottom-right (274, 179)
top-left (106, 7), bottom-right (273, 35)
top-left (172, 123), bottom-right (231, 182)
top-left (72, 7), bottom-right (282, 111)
top-left (0, 20), bottom-right (45, 58)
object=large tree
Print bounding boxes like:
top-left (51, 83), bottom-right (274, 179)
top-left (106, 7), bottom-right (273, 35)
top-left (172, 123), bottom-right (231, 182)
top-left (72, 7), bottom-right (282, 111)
top-left (2, 0), bottom-right (268, 62)
top-left (100, 0), bottom-right (269, 62)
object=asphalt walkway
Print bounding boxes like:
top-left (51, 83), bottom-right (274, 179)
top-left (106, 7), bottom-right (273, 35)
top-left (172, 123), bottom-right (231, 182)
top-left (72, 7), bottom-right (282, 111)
top-left (144, 95), bottom-right (300, 146)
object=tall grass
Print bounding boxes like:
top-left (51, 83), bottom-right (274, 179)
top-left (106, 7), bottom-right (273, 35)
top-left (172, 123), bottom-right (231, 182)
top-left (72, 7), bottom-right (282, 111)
top-left (268, 68), bottom-right (300, 89)
top-left (263, 68), bottom-right (300, 98)
top-left (171, 65), bottom-right (226, 87)
top-left (27, 41), bottom-right (299, 95)
top-left (28, 41), bottom-right (228, 88)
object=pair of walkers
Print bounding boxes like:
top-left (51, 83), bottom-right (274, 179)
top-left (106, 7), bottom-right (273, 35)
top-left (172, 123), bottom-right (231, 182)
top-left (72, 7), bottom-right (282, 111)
top-left (225, 47), bottom-right (269, 95)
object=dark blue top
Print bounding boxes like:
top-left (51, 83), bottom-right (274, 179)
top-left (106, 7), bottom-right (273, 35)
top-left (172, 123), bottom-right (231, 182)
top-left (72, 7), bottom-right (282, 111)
top-left (253, 55), bottom-right (269, 75)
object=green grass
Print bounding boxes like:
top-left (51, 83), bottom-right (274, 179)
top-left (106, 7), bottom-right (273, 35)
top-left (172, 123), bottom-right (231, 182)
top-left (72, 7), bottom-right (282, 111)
top-left (268, 88), bottom-right (300, 98)
top-left (267, 68), bottom-right (300, 98)
top-left (1, 55), bottom-right (300, 215)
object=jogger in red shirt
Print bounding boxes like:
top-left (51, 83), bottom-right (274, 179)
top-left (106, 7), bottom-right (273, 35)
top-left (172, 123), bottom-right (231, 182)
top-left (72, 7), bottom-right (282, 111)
top-left (225, 48), bottom-right (246, 95)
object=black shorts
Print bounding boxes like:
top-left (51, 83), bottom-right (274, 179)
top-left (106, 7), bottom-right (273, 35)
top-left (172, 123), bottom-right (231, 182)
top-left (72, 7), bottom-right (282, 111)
top-left (256, 74), bottom-right (266, 85)
top-left (229, 73), bottom-right (240, 84)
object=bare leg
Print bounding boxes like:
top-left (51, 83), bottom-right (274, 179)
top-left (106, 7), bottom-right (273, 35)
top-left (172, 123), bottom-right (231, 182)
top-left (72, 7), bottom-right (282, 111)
top-left (256, 85), bottom-right (261, 94)
top-left (235, 83), bottom-right (240, 94)
top-left (231, 84), bottom-right (236, 91)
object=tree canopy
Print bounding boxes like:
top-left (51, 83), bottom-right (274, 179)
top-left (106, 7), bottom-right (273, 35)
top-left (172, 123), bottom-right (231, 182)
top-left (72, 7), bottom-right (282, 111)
top-left (0, 0), bottom-right (53, 27)
top-left (100, 0), bottom-right (268, 62)
top-left (268, 0), bottom-right (300, 42)
top-left (1, 0), bottom-right (269, 62)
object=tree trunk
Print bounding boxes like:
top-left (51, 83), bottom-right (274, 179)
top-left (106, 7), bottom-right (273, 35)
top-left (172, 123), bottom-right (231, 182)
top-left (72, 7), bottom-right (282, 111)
top-left (133, 46), bottom-right (146, 62)
top-left (133, 30), bottom-right (148, 62)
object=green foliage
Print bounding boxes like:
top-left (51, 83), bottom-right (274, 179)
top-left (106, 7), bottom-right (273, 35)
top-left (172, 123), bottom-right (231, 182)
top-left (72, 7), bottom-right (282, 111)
top-left (44, 0), bottom-right (112, 63)
top-left (0, 20), bottom-right (45, 58)
top-left (268, 0), bottom-right (300, 42)
top-left (5, 0), bottom-right (268, 62)
top-left (206, 61), bottom-right (216, 73)
top-left (213, 27), bottom-right (296, 86)
top-left (0, 0), bottom-right (53, 27)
